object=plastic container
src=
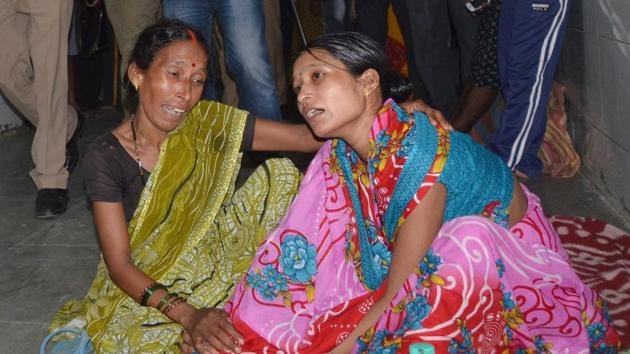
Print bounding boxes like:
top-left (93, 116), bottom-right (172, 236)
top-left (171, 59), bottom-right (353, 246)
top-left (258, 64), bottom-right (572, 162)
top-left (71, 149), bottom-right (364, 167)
top-left (409, 343), bottom-right (435, 354)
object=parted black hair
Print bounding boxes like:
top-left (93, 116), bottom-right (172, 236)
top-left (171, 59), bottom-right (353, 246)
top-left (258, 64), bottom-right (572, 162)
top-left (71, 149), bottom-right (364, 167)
top-left (301, 32), bottom-right (414, 102)
top-left (124, 19), bottom-right (209, 113)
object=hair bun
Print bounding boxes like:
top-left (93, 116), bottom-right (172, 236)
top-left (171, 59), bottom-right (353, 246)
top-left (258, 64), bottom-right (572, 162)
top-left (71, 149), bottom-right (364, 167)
top-left (383, 74), bottom-right (414, 102)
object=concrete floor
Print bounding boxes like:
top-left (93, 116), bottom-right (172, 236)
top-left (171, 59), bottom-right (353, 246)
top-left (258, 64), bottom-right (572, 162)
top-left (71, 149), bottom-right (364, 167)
top-left (1, 108), bottom-right (628, 353)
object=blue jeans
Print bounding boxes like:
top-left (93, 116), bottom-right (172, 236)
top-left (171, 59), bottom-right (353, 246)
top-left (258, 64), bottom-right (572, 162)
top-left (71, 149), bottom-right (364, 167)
top-left (163, 0), bottom-right (282, 120)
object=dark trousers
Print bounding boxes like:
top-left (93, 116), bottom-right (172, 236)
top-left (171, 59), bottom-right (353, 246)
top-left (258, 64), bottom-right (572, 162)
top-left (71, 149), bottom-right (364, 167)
top-left (488, 0), bottom-right (571, 177)
top-left (355, 0), bottom-right (423, 101)
top-left (405, 0), bottom-right (479, 116)
top-left (320, 0), bottom-right (353, 33)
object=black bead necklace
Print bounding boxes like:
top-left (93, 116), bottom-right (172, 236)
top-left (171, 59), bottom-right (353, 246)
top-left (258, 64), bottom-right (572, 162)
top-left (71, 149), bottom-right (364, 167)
top-left (130, 117), bottom-right (146, 185)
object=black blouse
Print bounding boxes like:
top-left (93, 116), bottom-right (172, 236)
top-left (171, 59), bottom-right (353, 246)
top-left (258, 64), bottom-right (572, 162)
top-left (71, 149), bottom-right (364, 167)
top-left (83, 114), bottom-right (255, 222)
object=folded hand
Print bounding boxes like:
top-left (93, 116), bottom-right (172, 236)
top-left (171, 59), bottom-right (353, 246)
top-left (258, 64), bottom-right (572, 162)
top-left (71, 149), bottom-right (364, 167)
top-left (180, 308), bottom-right (243, 354)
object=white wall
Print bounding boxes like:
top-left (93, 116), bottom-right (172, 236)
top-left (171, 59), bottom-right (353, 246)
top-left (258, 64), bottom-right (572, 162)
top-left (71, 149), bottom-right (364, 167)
top-left (557, 0), bottom-right (630, 219)
top-left (0, 94), bottom-right (22, 133)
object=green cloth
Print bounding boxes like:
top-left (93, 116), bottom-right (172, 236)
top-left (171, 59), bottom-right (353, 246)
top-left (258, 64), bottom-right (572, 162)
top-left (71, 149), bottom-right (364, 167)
top-left (49, 101), bottom-right (301, 353)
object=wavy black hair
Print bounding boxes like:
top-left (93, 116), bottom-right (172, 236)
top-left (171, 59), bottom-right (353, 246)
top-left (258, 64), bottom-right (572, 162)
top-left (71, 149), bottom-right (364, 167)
top-left (300, 32), bottom-right (413, 102)
top-left (124, 19), bottom-right (209, 113)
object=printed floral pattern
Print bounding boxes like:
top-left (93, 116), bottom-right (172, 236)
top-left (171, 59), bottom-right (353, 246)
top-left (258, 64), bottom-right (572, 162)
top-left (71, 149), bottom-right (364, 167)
top-left (227, 101), bottom-right (621, 353)
top-left (401, 295), bottom-right (431, 332)
top-left (246, 233), bottom-right (318, 302)
top-left (448, 320), bottom-right (474, 354)
top-left (496, 258), bottom-right (505, 277)
top-left (501, 288), bottom-right (524, 339)
top-left (246, 265), bottom-right (289, 300)
top-left (534, 335), bottom-right (553, 353)
top-left (588, 323), bottom-right (607, 343)
top-left (586, 300), bottom-right (619, 352)
top-left (371, 241), bottom-right (392, 280)
top-left (279, 234), bottom-right (317, 283)
top-left (355, 243), bottom-right (439, 350)
top-left (359, 330), bottom-right (401, 354)
top-left (592, 342), bottom-right (619, 354)
top-left (341, 103), bottom-right (449, 292)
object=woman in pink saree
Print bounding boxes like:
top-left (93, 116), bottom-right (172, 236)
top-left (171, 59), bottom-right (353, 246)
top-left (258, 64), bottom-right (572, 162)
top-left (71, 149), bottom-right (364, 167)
top-left (188, 32), bottom-right (620, 353)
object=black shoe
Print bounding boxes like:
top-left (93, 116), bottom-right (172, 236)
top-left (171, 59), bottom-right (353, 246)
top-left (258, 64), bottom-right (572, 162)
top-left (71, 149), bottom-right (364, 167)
top-left (65, 112), bottom-right (84, 173)
top-left (35, 188), bottom-right (69, 219)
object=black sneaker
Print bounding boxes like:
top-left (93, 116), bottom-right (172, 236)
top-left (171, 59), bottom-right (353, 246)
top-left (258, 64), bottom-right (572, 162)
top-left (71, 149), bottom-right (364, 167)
top-left (35, 188), bottom-right (69, 219)
top-left (65, 112), bottom-right (84, 173)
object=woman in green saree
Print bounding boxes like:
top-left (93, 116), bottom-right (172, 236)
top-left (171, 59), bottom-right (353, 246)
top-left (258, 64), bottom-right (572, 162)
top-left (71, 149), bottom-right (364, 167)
top-left (48, 20), bottom-right (446, 353)
top-left (48, 20), bottom-right (319, 353)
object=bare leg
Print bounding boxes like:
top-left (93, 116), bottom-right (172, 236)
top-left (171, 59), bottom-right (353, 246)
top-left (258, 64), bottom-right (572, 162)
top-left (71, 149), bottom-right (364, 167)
top-left (450, 81), bottom-right (498, 133)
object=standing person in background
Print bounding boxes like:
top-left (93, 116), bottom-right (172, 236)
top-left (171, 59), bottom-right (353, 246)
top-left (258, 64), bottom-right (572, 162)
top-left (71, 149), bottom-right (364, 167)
top-left (405, 0), bottom-right (480, 117)
top-left (488, 0), bottom-right (571, 178)
top-left (162, 0), bottom-right (283, 120)
top-left (320, 0), bottom-right (353, 33)
top-left (219, 0), bottom-right (288, 109)
top-left (355, 0), bottom-right (421, 101)
top-left (104, 0), bottom-right (161, 87)
top-left (264, 0), bottom-right (288, 107)
top-left (450, 0), bottom-right (501, 133)
top-left (0, 0), bottom-right (80, 218)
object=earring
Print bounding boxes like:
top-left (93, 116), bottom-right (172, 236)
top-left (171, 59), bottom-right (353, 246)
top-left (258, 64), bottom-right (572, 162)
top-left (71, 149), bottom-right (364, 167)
top-left (133, 81), bottom-right (139, 91)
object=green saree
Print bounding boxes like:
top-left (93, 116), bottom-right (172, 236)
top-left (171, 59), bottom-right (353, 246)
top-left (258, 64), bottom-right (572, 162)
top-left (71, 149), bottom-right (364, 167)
top-left (48, 101), bottom-right (301, 353)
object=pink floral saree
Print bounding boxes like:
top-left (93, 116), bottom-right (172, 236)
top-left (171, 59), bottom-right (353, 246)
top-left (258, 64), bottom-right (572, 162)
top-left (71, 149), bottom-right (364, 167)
top-left (226, 103), bottom-right (619, 353)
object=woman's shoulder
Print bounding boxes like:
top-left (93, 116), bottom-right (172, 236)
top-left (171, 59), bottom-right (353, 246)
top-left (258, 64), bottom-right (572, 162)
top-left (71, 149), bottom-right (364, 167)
top-left (83, 131), bottom-right (129, 173)
top-left (86, 131), bottom-right (122, 154)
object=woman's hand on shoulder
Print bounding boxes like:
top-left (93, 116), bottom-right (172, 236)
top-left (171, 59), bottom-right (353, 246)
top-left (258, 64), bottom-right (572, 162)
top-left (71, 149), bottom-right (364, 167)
top-left (399, 99), bottom-right (452, 131)
top-left (180, 307), bottom-right (243, 354)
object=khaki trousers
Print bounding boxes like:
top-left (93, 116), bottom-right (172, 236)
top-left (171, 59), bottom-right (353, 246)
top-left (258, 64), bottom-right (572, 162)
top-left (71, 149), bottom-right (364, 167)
top-left (104, 0), bottom-right (161, 82)
top-left (0, 0), bottom-right (77, 189)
